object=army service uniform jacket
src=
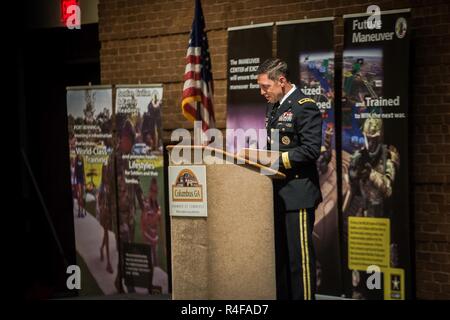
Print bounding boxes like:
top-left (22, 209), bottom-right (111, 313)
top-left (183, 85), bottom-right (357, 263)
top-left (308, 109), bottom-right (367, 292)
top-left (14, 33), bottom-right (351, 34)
top-left (266, 87), bottom-right (323, 211)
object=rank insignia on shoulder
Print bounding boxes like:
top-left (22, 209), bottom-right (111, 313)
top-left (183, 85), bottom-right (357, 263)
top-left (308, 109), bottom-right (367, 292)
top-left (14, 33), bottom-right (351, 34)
top-left (298, 98), bottom-right (315, 104)
top-left (281, 135), bottom-right (291, 145)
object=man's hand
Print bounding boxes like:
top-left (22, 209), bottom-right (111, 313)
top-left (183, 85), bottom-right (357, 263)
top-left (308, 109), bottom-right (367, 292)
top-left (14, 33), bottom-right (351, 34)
top-left (360, 163), bottom-right (372, 180)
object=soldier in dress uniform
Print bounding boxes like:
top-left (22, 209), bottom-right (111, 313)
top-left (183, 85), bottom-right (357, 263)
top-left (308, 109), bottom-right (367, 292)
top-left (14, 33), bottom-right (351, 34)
top-left (257, 58), bottom-right (323, 300)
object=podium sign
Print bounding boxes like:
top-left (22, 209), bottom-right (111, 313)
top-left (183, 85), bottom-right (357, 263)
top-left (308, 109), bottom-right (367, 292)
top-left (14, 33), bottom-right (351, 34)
top-left (169, 165), bottom-right (208, 217)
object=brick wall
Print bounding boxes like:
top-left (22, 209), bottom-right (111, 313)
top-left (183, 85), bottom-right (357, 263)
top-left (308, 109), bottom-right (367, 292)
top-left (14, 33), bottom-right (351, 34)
top-left (98, 0), bottom-right (450, 299)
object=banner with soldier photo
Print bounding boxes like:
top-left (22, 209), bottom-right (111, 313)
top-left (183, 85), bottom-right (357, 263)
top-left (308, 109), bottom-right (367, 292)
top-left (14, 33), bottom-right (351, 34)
top-left (226, 23), bottom-right (273, 153)
top-left (66, 86), bottom-right (117, 295)
top-left (277, 18), bottom-right (342, 297)
top-left (114, 85), bottom-right (168, 295)
top-left (341, 9), bottom-right (411, 300)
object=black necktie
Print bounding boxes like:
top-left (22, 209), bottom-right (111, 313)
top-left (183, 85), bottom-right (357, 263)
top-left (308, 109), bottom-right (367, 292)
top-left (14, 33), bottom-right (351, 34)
top-left (271, 101), bottom-right (280, 119)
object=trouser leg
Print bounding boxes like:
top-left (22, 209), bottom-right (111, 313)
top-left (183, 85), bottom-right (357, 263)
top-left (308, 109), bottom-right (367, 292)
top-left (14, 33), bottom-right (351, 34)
top-left (285, 208), bottom-right (316, 300)
top-left (274, 206), bottom-right (291, 300)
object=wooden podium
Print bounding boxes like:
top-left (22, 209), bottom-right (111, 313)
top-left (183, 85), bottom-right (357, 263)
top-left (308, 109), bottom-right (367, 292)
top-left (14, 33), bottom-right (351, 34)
top-left (167, 145), bottom-right (285, 300)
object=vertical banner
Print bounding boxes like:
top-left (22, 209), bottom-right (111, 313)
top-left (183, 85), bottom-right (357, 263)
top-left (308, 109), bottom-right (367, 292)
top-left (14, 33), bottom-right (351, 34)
top-left (66, 86), bottom-right (118, 295)
top-left (115, 85), bottom-right (168, 295)
top-left (277, 18), bottom-right (342, 297)
top-left (341, 9), bottom-right (411, 300)
top-left (226, 23), bottom-right (273, 153)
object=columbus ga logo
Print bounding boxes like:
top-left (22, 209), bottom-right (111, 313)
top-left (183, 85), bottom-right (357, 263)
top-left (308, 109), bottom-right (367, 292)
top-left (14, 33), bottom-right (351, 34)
top-left (172, 169), bottom-right (203, 202)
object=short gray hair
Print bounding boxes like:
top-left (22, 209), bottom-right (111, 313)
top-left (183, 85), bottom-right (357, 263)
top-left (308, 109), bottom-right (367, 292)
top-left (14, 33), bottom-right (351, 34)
top-left (256, 58), bottom-right (289, 81)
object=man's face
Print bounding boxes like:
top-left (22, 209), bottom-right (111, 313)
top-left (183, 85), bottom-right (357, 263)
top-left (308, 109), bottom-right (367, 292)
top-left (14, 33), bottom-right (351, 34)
top-left (257, 73), bottom-right (284, 104)
top-left (366, 135), bottom-right (380, 153)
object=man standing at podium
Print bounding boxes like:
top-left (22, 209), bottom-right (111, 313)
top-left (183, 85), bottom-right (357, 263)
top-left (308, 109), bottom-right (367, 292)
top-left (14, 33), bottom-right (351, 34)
top-left (257, 58), bottom-right (323, 300)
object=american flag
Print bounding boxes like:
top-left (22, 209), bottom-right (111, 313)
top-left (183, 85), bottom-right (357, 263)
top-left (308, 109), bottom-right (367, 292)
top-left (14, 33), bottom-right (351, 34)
top-left (181, 0), bottom-right (216, 131)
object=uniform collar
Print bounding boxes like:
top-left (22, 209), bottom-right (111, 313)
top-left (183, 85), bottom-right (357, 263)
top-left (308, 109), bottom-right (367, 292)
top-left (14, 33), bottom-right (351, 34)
top-left (279, 84), bottom-right (296, 106)
top-left (268, 86), bottom-right (299, 127)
